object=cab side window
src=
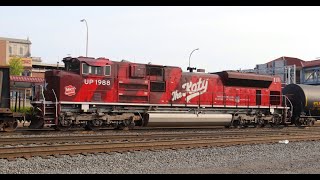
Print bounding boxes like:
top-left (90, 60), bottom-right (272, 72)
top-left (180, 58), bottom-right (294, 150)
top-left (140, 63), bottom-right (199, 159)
top-left (105, 65), bottom-right (111, 76)
top-left (92, 66), bottom-right (103, 75)
top-left (82, 63), bottom-right (104, 75)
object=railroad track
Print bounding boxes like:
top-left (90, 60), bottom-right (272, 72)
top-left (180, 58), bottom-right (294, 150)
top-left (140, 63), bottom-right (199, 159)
top-left (4, 124), bottom-right (320, 136)
top-left (2, 127), bottom-right (320, 146)
top-left (1, 133), bottom-right (320, 160)
top-left (1, 127), bottom-right (320, 160)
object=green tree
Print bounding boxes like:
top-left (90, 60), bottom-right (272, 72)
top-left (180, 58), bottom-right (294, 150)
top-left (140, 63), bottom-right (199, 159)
top-left (9, 56), bottom-right (24, 75)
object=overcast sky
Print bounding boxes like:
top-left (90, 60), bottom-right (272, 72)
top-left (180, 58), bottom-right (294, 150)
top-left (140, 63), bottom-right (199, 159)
top-left (1, 6), bottom-right (320, 72)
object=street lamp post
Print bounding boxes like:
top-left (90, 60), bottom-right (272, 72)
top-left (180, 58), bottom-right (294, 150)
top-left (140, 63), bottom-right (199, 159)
top-left (187, 48), bottom-right (199, 72)
top-left (80, 19), bottom-right (88, 57)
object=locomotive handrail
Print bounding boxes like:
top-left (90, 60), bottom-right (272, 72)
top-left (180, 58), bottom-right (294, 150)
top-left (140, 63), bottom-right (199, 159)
top-left (170, 91), bottom-right (293, 111)
top-left (40, 85), bottom-right (45, 116)
top-left (282, 94), bottom-right (293, 115)
top-left (177, 91), bottom-right (289, 110)
top-left (52, 89), bottom-right (58, 119)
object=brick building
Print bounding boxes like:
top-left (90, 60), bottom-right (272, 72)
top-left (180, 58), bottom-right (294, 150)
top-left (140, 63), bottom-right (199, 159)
top-left (0, 36), bottom-right (63, 108)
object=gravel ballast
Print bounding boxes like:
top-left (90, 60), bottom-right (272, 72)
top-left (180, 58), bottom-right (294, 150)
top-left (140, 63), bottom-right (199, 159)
top-left (0, 140), bottom-right (319, 174)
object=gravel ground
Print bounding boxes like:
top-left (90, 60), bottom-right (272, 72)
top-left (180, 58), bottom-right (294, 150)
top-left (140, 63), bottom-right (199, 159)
top-left (0, 140), bottom-right (320, 174)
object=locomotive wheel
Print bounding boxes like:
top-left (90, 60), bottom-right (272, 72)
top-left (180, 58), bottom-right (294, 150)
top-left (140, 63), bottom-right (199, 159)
top-left (232, 119), bottom-right (241, 128)
top-left (115, 121), bottom-right (135, 130)
top-left (3, 120), bottom-right (18, 132)
top-left (117, 124), bottom-right (129, 131)
top-left (255, 123), bottom-right (265, 128)
top-left (270, 123), bottom-right (282, 128)
top-left (307, 119), bottom-right (315, 126)
top-left (270, 117), bottom-right (280, 128)
top-left (294, 116), bottom-right (302, 127)
top-left (256, 119), bottom-right (265, 128)
top-left (54, 125), bottom-right (71, 131)
top-left (54, 119), bottom-right (72, 131)
top-left (84, 124), bottom-right (100, 131)
top-left (29, 117), bottom-right (44, 129)
top-left (128, 122), bottom-right (135, 129)
top-left (84, 120), bottom-right (102, 131)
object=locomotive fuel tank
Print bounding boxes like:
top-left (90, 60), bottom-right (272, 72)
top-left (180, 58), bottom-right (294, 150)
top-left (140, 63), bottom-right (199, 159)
top-left (282, 84), bottom-right (320, 118)
top-left (144, 113), bottom-right (233, 127)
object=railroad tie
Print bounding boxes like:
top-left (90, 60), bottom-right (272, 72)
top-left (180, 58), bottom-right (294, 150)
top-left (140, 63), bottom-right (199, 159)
top-left (23, 155), bottom-right (32, 160)
top-left (53, 154), bottom-right (62, 158)
top-left (40, 155), bottom-right (51, 159)
top-left (6, 157), bottom-right (16, 161)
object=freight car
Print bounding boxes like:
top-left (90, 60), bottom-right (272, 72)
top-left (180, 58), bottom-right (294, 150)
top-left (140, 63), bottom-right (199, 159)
top-left (283, 84), bottom-right (320, 126)
top-left (0, 66), bottom-right (23, 132)
top-left (27, 56), bottom-right (299, 131)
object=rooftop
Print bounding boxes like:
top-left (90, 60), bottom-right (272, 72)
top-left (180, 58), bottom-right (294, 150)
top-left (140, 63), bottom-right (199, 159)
top-left (32, 61), bottom-right (64, 68)
top-left (302, 59), bottom-right (320, 68)
top-left (0, 37), bottom-right (31, 44)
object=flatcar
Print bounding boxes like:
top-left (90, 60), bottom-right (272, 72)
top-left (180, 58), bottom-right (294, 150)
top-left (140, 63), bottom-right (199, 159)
top-left (28, 56), bottom-right (298, 130)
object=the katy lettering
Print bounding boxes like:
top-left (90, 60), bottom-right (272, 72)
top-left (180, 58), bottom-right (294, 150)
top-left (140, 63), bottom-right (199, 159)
top-left (172, 78), bottom-right (208, 102)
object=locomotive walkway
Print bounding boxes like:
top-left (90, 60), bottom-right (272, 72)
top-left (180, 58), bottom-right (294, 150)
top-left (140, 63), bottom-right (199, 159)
top-left (1, 127), bottom-right (320, 160)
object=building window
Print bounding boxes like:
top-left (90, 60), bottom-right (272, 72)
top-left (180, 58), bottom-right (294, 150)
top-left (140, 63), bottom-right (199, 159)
top-left (13, 45), bottom-right (17, 55)
top-left (9, 46), bottom-right (12, 55)
top-left (105, 65), bottom-right (111, 76)
top-left (22, 70), bottom-right (31, 76)
top-left (20, 47), bottom-right (23, 56)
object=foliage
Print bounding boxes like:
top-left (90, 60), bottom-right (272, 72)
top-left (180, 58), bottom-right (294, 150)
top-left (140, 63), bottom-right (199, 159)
top-left (9, 56), bottom-right (23, 75)
top-left (10, 106), bottom-right (32, 114)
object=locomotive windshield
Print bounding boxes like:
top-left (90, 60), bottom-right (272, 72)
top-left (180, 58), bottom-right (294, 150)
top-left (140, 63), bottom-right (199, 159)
top-left (62, 57), bottom-right (111, 76)
top-left (64, 59), bottom-right (80, 74)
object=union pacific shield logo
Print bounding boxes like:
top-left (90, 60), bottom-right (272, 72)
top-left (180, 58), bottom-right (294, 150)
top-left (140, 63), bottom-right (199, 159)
top-left (65, 85), bottom-right (76, 96)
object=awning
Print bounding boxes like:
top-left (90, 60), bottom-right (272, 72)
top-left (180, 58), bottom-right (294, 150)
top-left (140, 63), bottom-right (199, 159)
top-left (10, 76), bottom-right (44, 88)
top-left (10, 75), bottom-right (44, 83)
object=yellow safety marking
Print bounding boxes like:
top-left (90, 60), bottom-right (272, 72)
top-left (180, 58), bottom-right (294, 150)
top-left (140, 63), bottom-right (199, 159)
top-left (305, 96), bottom-right (308, 107)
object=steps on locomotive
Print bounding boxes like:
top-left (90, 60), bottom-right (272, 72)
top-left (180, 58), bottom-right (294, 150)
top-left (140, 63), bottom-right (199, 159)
top-left (42, 103), bottom-right (57, 124)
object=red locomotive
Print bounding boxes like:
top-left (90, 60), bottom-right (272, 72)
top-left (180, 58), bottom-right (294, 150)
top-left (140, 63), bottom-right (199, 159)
top-left (29, 56), bottom-right (294, 130)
